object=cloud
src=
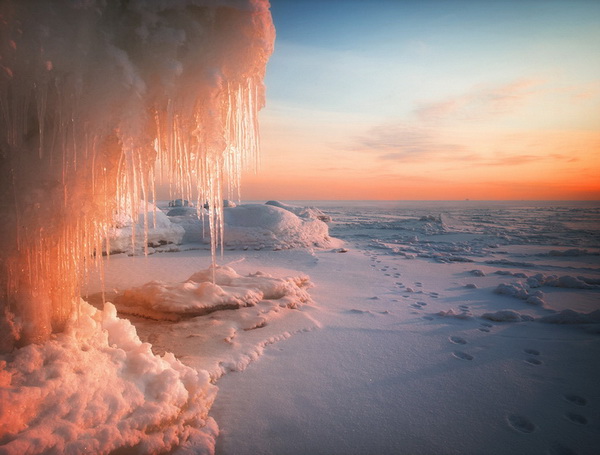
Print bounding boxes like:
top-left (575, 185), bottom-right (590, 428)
top-left (347, 123), bottom-right (473, 162)
top-left (414, 78), bottom-right (545, 123)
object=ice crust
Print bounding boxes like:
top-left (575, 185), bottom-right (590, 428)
top-left (113, 265), bottom-right (312, 320)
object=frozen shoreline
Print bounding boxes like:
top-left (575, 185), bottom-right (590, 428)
top-left (3, 201), bottom-right (600, 454)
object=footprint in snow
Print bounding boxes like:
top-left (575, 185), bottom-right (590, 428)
top-left (507, 414), bottom-right (536, 433)
top-left (422, 316), bottom-right (434, 321)
top-left (479, 322), bottom-right (493, 332)
top-left (458, 304), bottom-right (469, 310)
top-left (523, 348), bottom-right (542, 365)
top-left (564, 394), bottom-right (587, 406)
top-left (449, 336), bottom-right (467, 345)
top-left (452, 351), bottom-right (474, 361)
top-left (565, 413), bottom-right (588, 425)
top-left (348, 309), bottom-right (372, 315)
top-left (547, 442), bottom-right (578, 455)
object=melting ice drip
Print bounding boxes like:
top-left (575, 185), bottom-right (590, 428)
top-left (0, 0), bottom-right (275, 351)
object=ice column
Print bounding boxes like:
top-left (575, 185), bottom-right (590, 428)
top-left (0, 0), bottom-right (275, 351)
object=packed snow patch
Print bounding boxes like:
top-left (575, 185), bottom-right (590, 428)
top-left (0, 301), bottom-right (217, 455)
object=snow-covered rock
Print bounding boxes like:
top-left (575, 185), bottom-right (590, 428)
top-left (107, 202), bottom-right (184, 255)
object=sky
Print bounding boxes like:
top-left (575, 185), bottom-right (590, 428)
top-left (242, 0), bottom-right (600, 201)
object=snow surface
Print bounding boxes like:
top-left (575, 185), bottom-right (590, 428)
top-left (2, 201), bottom-right (600, 454)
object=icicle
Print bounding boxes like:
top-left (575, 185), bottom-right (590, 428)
top-left (0, 0), bottom-right (275, 351)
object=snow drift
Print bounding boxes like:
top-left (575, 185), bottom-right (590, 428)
top-left (0, 301), bottom-right (218, 454)
top-left (170, 204), bottom-right (335, 249)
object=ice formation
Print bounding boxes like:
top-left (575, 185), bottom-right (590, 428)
top-left (0, 301), bottom-right (219, 454)
top-left (169, 203), bottom-right (335, 249)
top-left (0, 0), bottom-right (275, 350)
top-left (112, 265), bottom-right (312, 321)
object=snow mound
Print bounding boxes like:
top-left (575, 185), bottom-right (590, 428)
top-left (539, 309), bottom-right (600, 325)
top-left (107, 201), bottom-right (184, 255)
top-left (0, 301), bottom-right (217, 455)
top-left (494, 282), bottom-right (546, 305)
top-left (481, 310), bottom-right (534, 322)
top-left (265, 201), bottom-right (332, 222)
top-left (169, 204), bottom-right (335, 249)
top-left (113, 265), bottom-right (312, 321)
top-left (223, 205), bottom-right (332, 249)
top-left (436, 308), bottom-right (473, 320)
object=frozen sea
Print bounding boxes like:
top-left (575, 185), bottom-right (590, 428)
top-left (210, 200), bottom-right (600, 455)
top-left (6, 199), bottom-right (599, 455)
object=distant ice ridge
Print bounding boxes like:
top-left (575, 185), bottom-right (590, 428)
top-left (265, 200), bottom-right (332, 222)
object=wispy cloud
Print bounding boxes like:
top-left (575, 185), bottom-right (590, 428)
top-left (414, 79), bottom-right (545, 123)
top-left (348, 123), bottom-right (472, 162)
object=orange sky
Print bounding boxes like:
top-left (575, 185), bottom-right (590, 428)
top-left (239, 0), bottom-right (600, 201)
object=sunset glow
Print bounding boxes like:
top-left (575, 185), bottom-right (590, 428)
top-left (244, 0), bottom-right (600, 201)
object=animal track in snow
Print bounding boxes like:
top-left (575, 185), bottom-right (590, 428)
top-left (565, 413), bottom-right (587, 425)
top-left (449, 336), bottom-right (467, 345)
top-left (564, 394), bottom-right (587, 406)
top-left (507, 414), bottom-right (536, 433)
top-left (479, 322), bottom-right (492, 332)
top-left (452, 351), bottom-right (474, 361)
top-left (348, 309), bottom-right (372, 315)
top-left (524, 348), bottom-right (540, 356)
top-left (525, 358), bottom-right (542, 365)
